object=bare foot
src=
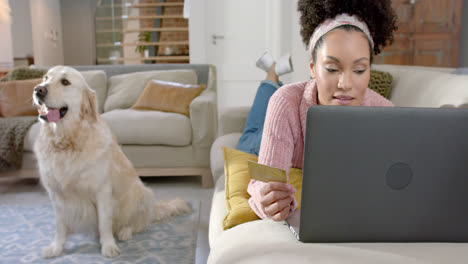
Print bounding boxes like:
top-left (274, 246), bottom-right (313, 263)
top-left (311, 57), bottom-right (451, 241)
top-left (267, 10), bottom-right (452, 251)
top-left (266, 63), bottom-right (279, 83)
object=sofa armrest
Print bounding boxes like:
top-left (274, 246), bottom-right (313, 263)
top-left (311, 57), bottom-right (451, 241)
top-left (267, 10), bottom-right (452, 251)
top-left (218, 106), bottom-right (250, 136)
top-left (210, 133), bottom-right (242, 184)
top-left (189, 89), bottom-right (217, 149)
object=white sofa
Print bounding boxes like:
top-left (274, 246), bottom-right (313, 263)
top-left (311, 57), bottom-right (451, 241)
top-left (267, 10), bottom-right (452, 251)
top-left (208, 64), bottom-right (468, 263)
top-left (1, 64), bottom-right (217, 188)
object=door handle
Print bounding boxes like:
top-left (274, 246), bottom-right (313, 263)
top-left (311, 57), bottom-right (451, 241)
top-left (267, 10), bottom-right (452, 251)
top-left (212, 34), bottom-right (224, 45)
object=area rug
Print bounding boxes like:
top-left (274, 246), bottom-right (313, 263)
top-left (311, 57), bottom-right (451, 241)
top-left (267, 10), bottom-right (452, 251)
top-left (0, 200), bottom-right (200, 264)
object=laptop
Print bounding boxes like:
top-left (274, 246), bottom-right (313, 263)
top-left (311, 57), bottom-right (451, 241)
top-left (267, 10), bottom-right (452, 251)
top-left (286, 105), bottom-right (468, 242)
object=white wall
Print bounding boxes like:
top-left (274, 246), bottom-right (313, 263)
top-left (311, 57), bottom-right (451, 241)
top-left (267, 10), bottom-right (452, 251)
top-left (189, 0), bottom-right (206, 64)
top-left (9, 0), bottom-right (97, 66)
top-left (30, 0), bottom-right (64, 66)
top-left (289, 0), bottom-right (311, 83)
top-left (9, 0), bottom-right (33, 58)
top-left (0, 17), bottom-right (13, 70)
top-left (0, 0), bottom-right (13, 70)
top-left (61, 0), bottom-right (96, 65)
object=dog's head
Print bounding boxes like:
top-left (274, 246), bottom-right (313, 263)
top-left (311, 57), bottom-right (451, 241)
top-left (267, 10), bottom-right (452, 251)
top-left (33, 66), bottom-right (98, 124)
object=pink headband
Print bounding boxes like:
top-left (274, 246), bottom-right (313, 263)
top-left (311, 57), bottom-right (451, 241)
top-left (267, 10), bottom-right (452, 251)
top-left (309, 13), bottom-right (374, 57)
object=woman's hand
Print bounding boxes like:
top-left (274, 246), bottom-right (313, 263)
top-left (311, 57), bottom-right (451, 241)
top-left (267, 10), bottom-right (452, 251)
top-left (259, 181), bottom-right (296, 221)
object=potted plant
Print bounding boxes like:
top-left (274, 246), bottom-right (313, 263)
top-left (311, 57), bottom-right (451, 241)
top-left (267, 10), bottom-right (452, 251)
top-left (135, 31), bottom-right (151, 58)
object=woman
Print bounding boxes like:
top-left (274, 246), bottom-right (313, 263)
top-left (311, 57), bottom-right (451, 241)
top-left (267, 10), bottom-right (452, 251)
top-left (245, 0), bottom-right (398, 221)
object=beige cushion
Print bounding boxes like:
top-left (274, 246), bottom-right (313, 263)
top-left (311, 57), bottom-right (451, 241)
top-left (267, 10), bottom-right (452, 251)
top-left (132, 80), bottom-right (205, 117)
top-left (81, 70), bottom-right (107, 113)
top-left (379, 68), bottom-right (468, 108)
top-left (104, 70), bottom-right (198, 112)
top-left (101, 109), bottom-right (192, 146)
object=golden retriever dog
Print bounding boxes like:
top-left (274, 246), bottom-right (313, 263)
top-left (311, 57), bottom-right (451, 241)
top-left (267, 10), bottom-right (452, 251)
top-left (33, 66), bottom-right (191, 258)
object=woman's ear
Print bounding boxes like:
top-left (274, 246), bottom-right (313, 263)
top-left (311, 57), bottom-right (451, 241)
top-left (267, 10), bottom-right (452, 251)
top-left (309, 61), bottom-right (316, 79)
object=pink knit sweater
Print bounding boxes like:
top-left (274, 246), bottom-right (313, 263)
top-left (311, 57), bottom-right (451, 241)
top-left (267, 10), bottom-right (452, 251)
top-left (247, 79), bottom-right (394, 219)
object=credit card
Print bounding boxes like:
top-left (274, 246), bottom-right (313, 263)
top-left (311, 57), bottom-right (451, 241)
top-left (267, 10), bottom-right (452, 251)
top-left (248, 161), bottom-right (287, 183)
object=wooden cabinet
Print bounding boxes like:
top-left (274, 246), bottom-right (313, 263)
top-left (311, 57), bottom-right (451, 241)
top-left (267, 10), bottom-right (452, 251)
top-left (374, 0), bottom-right (463, 67)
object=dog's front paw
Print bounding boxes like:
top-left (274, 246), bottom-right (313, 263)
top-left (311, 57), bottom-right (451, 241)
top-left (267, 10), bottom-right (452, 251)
top-left (118, 227), bottom-right (133, 241)
top-left (101, 241), bottom-right (120, 258)
top-left (42, 243), bottom-right (63, 258)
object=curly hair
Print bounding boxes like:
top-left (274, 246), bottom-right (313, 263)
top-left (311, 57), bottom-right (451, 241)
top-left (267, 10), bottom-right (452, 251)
top-left (297, 0), bottom-right (397, 59)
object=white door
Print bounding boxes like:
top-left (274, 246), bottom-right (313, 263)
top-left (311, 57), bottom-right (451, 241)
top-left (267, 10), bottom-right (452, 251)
top-left (205, 0), bottom-right (284, 111)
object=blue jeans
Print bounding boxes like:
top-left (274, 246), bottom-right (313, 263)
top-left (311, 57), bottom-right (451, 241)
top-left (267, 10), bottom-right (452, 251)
top-left (237, 80), bottom-right (282, 155)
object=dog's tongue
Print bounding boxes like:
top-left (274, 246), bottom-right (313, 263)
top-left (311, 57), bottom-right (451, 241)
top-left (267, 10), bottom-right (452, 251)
top-left (46, 108), bottom-right (60, 122)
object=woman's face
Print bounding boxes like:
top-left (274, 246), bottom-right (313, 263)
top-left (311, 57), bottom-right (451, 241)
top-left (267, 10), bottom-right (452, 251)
top-left (310, 29), bottom-right (371, 106)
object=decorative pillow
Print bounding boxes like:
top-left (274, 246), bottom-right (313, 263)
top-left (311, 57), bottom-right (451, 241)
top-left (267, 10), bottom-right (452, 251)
top-left (132, 80), bottom-right (205, 117)
top-left (369, 70), bottom-right (393, 99)
top-left (104, 69), bottom-right (198, 112)
top-left (0, 67), bottom-right (46, 82)
top-left (222, 147), bottom-right (302, 230)
top-left (0, 78), bottom-right (41, 117)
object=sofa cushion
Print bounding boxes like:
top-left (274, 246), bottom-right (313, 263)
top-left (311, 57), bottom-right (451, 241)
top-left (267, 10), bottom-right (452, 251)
top-left (104, 69), bottom-right (198, 112)
top-left (369, 70), bottom-right (393, 99)
top-left (210, 133), bottom-right (242, 182)
top-left (101, 109), bottom-right (192, 146)
top-left (80, 70), bottom-right (107, 114)
top-left (209, 211), bottom-right (461, 264)
top-left (0, 78), bottom-right (41, 117)
top-left (132, 80), bottom-right (205, 117)
top-left (222, 147), bottom-right (302, 230)
top-left (371, 65), bottom-right (468, 107)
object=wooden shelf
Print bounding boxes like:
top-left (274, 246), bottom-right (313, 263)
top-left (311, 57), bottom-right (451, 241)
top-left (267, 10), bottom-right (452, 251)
top-left (96, 27), bottom-right (188, 33)
top-left (97, 41), bottom-right (189, 48)
top-left (99, 3), bottom-right (184, 8)
top-left (98, 56), bottom-right (189, 63)
top-left (126, 27), bottom-right (188, 33)
top-left (96, 14), bottom-right (184, 21)
top-left (130, 3), bottom-right (184, 8)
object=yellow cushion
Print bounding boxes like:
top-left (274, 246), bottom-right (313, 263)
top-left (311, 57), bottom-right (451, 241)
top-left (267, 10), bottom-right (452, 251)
top-left (131, 79), bottom-right (205, 117)
top-left (222, 147), bottom-right (302, 230)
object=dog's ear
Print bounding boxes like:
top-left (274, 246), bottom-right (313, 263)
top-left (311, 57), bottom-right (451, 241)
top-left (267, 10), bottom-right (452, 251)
top-left (81, 88), bottom-right (98, 122)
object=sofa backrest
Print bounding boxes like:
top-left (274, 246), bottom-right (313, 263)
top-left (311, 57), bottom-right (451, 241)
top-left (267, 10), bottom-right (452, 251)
top-left (371, 64), bottom-right (468, 108)
top-left (71, 64), bottom-right (211, 86)
top-left (35, 64), bottom-right (216, 113)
